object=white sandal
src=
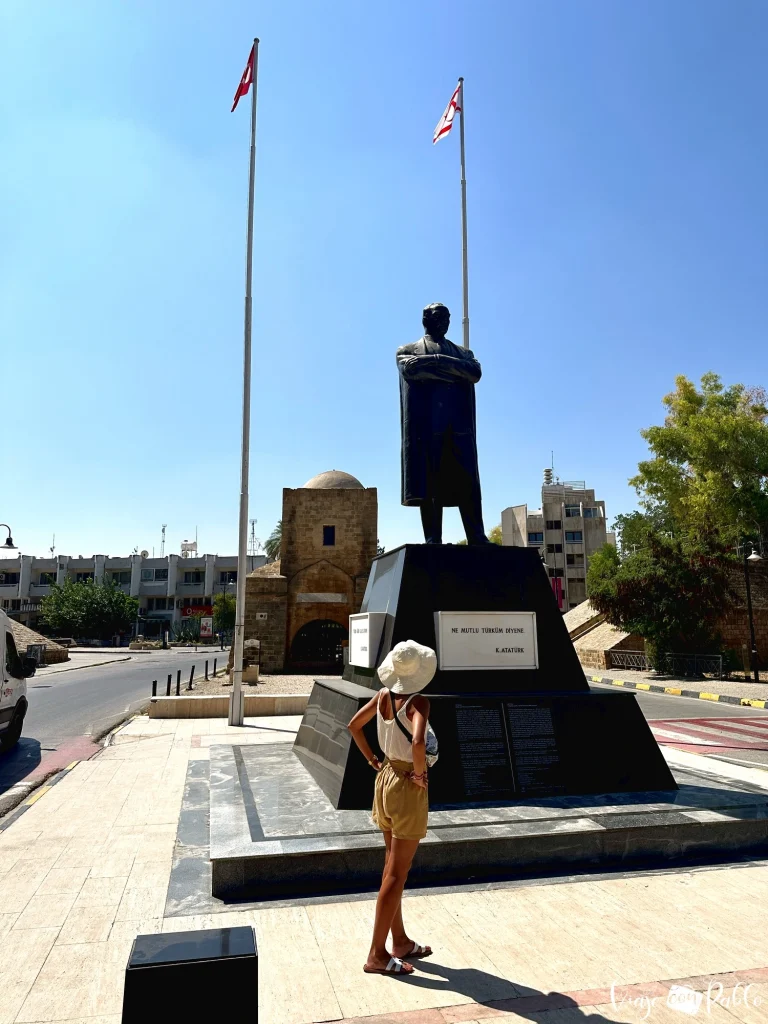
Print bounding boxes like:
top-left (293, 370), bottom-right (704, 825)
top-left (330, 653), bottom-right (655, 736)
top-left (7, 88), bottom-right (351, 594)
top-left (363, 956), bottom-right (412, 975)
top-left (403, 941), bottom-right (432, 959)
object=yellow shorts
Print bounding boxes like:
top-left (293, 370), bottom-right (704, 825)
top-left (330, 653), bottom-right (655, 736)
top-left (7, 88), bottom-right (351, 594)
top-left (371, 759), bottom-right (428, 841)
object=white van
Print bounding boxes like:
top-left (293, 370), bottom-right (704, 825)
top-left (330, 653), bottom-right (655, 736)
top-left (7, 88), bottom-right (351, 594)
top-left (0, 609), bottom-right (36, 752)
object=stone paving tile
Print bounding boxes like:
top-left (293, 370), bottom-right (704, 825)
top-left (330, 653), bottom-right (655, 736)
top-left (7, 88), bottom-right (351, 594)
top-left (12, 892), bottom-right (78, 930)
top-left (4, 716), bottom-right (768, 1024)
top-left (0, 926), bottom-right (59, 1024)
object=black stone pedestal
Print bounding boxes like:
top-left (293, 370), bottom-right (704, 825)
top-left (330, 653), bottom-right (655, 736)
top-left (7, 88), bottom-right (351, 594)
top-left (293, 679), bottom-right (676, 810)
top-left (122, 928), bottom-right (257, 1023)
top-left (293, 544), bottom-right (677, 810)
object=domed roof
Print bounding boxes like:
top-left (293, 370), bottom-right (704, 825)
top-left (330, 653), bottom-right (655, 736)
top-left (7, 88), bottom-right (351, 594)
top-left (302, 469), bottom-right (364, 490)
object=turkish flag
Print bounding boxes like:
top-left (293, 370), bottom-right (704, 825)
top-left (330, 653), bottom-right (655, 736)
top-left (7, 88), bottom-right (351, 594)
top-left (231, 45), bottom-right (255, 112)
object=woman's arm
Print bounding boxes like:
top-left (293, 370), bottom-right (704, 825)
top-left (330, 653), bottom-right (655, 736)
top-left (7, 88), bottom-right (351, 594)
top-left (408, 696), bottom-right (431, 789)
top-left (347, 691), bottom-right (383, 770)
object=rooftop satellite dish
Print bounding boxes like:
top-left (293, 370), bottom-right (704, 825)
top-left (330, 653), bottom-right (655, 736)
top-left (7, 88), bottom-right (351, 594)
top-left (140, 550), bottom-right (149, 558)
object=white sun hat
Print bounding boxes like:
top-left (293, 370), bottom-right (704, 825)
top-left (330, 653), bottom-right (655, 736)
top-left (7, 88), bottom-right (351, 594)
top-left (377, 640), bottom-right (437, 694)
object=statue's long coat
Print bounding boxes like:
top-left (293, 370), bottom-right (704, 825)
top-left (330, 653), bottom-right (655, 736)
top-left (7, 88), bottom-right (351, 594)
top-left (396, 336), bottom-right (482, 508)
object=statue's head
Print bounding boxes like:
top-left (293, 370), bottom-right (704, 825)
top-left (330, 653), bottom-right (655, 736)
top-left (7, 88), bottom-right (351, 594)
top-left (422, 302), bottom-right (450, 339)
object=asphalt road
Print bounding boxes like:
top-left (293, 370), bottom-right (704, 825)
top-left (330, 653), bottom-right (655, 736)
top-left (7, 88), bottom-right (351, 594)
top-left (591, 679), bottom-right (768, 770)
top-left (0, 648), bottom-right (226, 794)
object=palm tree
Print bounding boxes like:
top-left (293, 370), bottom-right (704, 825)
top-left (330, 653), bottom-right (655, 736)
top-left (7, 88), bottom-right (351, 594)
top-left (265, 521), bottom-right (282, 560)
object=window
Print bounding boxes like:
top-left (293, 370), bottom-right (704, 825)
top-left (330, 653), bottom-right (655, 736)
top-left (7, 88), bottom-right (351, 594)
top-left (583, 507), bottom-right (601, 519)
top-left (566, 553), bottom-right (584, 566)
top-left (75, 572), bottom-right (94, 583)
top-left (565, 531), bottom-right (583, 543)
top-left (564, 505), bottom-right (581, 518)
top-left (323, 525), bottom-right (336, 546)
top-left (546, 543), bottom-right (562, 554)
top-left (528, 532), bottom-right (544, 544)
top-left (111, 571), bottom-right (131, 585)
top-left (219, 571), bottom-right (237, 585)
top-left (547, 568), bottom-right (564, 578)
top-left (546, 520), bottom-right (562, 531)
top-left (5, 631), bottom-right (23, 679)
top-left (148, 597), bottom-right (168, 612)
top-left (570, 576), bottom-right (586, 584)
top-left (184, 571), bottom-right (204, 585)
top-left (154, 567), bottom-right (168, 581)
top-left (0, 572), bottom-right (20, 585)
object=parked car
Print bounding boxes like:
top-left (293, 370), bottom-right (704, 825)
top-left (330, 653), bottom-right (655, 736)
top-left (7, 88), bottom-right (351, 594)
top-left (0, 610), bottom-right (36, 753)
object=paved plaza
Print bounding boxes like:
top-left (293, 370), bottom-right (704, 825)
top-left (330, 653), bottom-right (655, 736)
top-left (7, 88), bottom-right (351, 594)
top-left (0, 713), bottom-right (767, 1024)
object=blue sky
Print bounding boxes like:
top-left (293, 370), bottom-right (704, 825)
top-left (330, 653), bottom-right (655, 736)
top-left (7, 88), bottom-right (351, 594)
top-left (3, 0), bottom-right (767, 558)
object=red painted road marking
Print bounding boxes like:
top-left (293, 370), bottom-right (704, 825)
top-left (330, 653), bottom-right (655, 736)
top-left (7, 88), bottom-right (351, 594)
top-left (651, 717), bottom-right (768, 751)
top-left (24, 737), bottom-right (101, 782)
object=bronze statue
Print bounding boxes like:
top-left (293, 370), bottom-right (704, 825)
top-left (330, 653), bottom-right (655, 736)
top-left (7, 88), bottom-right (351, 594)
top-left (397, 303), bottom-right (489, 545)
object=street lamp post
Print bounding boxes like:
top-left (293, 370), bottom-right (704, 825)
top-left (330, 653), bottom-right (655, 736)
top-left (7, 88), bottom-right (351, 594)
top-left (0, 525), bottom-right (16, 550)
top-left (743, 542), bottom-right (762, 684)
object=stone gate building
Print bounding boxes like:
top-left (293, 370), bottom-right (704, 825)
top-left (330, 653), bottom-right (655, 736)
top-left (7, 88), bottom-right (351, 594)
top-left (245, 470), bottom-right (378, 672)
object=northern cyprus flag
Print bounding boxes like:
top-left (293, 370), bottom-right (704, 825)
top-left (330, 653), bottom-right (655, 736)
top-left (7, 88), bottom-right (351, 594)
top-left (433, 81), bottom-right (462, 144)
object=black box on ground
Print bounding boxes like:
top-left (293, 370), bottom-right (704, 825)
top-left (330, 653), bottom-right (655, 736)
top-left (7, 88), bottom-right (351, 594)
top-left (122, 927), bottom-right (257, 1023)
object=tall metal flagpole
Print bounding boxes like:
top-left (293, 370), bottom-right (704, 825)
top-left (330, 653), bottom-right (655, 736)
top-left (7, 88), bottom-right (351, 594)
top-left (458, 77), bottom-right (470, 351)
top-left (229, 38), bottom-right (259, 727)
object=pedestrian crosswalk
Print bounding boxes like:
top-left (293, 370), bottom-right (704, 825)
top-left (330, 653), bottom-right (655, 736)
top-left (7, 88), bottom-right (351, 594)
top-left (650, 715), bottom-right (768, 753)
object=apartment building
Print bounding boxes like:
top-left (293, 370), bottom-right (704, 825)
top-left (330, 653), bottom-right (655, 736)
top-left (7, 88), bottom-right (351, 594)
top-left (0, 552), bottom-right (267, 637)
top-left (501, 475), bottom-right (614, 611)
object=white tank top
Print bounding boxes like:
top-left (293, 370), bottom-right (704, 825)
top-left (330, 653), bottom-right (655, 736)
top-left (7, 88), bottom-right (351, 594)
top-left (377, 691), bottom-right (416, 763)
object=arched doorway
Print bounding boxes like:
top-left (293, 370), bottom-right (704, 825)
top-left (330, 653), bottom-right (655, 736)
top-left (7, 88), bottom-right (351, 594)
top-left (289, 619), bottom-right (348, 673)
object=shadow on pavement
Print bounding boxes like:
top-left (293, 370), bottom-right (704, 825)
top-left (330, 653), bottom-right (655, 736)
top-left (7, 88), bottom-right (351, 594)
top-left (387, 961), bottom-right (626, 1023)
top-left (0, 736), bottom-right (42, 793)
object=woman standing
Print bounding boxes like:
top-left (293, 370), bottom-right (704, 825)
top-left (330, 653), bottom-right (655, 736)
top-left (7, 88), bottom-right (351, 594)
top-left (348, 640), bottom-right (437, 976)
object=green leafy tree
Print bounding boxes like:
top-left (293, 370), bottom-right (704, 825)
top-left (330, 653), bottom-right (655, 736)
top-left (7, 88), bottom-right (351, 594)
top-left (213, 592), bottom-right (236, 633)
top-left (265, 520), bottom-right (282, 560)
top-left (631, 373), bottom-right (768, 546)
top-left (587, 537), bottom-right (735, 662)
top-left (40, 578), bottom-right (139, 642)
top-left (458, 523), bottom-right (502, 546)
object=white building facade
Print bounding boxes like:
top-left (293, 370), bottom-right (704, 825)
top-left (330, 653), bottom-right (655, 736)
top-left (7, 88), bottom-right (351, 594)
top-left (0, 553), bottom-right (267, 637)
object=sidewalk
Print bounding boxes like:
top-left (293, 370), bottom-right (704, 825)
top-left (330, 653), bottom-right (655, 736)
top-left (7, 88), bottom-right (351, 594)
top-left (589, 666), bottom-right (768, 708)
top-left (0, 715), bottom-right (767, 1024)
top-left (33, 652), bottom-right (131, 679)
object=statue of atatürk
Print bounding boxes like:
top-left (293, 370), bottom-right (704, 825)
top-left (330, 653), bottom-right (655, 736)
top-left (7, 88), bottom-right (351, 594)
top-left (397, 303), bottom-right (489, 545)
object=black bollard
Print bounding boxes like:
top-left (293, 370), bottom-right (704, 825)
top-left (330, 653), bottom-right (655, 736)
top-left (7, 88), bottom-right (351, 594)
top-left (176, 670), bottom-right (181, 696)
top-left (213, 657), bottom-right (217, 677)
top-left (188, 665), bottom-right (195, 690)
top-left (152, 680), bottom-right (157, 697)
top-left (166, 674), bottom-right (172, 697)
top-left (205, 659), bottom-right (209, 681)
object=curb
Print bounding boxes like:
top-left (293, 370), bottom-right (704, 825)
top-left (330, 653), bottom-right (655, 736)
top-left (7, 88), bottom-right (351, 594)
top-left (0, 759), bottom-right (83, 831)
top-left (36, 655), bottom-right (132, 678)
top-left (590, 675), bottom-right (767, 709)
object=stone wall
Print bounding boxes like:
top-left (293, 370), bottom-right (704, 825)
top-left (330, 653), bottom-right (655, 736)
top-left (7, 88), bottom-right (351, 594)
top-left (286, 560), bottom-right (354, 657)
top-left (244, 572), bottom-right (288, 672)
top-left (280, 487), bottom-right (377, 583)
top-left (720, 563), bottom-right (768, 666)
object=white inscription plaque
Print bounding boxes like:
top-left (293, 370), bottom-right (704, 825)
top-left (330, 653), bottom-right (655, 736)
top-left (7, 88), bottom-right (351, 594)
top-left (435, 611), bottom-right (538, 670)
top-left (349, 612), bottom-right (386, 669)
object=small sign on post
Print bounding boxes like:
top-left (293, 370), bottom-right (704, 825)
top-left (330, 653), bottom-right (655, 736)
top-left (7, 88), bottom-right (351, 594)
top-left (348, 613), bottom-right (387, 669)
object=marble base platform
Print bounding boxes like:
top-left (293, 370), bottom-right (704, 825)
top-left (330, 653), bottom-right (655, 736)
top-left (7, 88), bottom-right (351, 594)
top-left (209, 741), bottom-right (768, 901)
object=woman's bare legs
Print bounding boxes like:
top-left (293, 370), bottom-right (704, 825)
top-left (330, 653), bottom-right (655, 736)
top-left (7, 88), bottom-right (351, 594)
top-left (365, 835), bottom-right (421, 971)
top-left (380, 832), bottom-right (428, 959)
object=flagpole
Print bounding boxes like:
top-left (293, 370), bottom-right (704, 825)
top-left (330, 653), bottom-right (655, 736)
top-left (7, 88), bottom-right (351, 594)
top-left (229, 37), bottom-right (259, 727)
top-left (458, 77), bottom-right (470, 351)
